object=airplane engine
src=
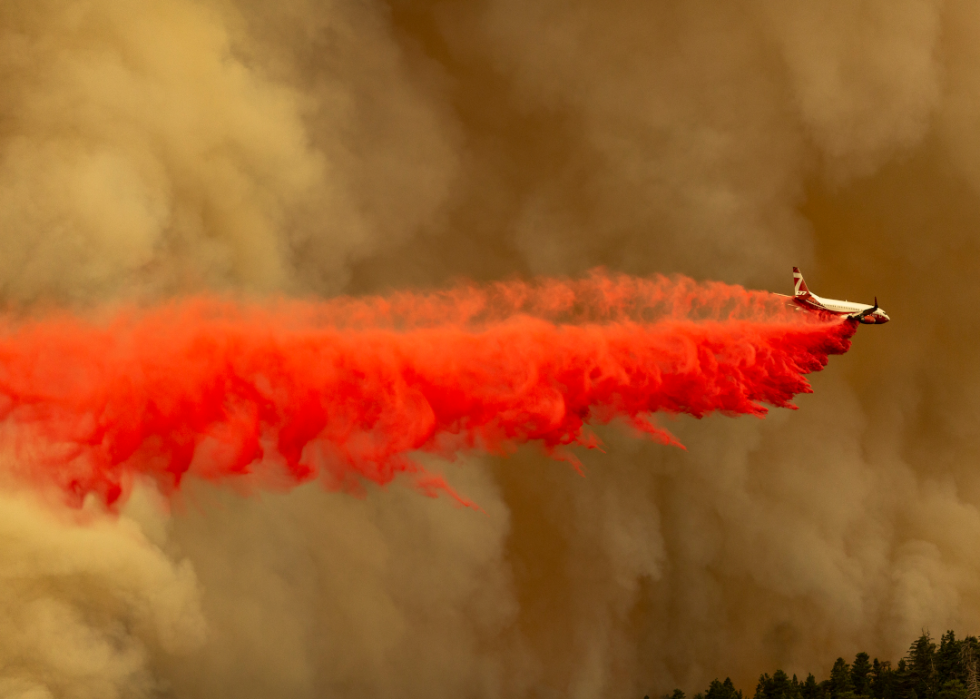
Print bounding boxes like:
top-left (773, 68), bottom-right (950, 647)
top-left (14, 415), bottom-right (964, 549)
top-left (859, 315), bottom-right (876, 324)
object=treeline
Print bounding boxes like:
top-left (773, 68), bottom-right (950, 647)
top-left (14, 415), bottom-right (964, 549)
top-left (654, 631), bottom-right (980, 699)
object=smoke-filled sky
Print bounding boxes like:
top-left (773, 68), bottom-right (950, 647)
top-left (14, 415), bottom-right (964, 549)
top-left (0, 1), bottom-right (977, 697)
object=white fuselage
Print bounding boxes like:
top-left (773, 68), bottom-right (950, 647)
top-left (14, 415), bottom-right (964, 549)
top-left (789, 292), bottom-right (890, 324)
top-left (803, 294), bottom-right (874, 315)
top-left (779, 267), bottom-right (890, 324)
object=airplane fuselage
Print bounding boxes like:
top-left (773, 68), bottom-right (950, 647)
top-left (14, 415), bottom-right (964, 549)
top-left (778, 267), bottom-right (890, 324)
top-left (791, 294), bottom-right (890, 324)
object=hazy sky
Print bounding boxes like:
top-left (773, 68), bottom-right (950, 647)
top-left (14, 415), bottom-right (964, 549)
top-left (0, 1), bottom-right (978, 697)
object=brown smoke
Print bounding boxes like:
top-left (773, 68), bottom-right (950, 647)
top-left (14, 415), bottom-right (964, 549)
top-left (0, 0), bottom-right (978, 697)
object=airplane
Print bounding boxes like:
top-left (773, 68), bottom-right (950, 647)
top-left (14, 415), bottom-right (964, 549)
top-left (775, 267), bottom-right (890, 324)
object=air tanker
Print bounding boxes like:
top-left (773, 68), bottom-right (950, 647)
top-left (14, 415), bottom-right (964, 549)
top-left (776, 267), bottom-right (890, 324)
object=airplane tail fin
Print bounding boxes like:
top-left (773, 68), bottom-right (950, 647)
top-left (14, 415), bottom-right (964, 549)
top-left (793, 267), bottom-right (812, 297)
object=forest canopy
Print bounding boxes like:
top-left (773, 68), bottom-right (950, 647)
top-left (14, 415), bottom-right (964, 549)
top-left (655, 632), bottom-right (980, 699)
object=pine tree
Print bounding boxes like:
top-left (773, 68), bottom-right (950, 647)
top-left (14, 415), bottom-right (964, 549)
top-left (801, 673), bottom-right (824, 699)
top-left (938, 632), bottom-right (963, 685)
top-left (853, 653), bottom-right (873, 696)
top-left (959, 638), bottom-right (980, 699)
top-left (706, 678), bottom-right (744, 699)
top-left (907, 634), bottom-right (939, 699)
top-left (930, 630), bottom-right (969, 699)
top-left (830, 657), bottom-right (856, 699)
top-left (871, 659), bottom-right (895, 699)
top-left (755, 670), bottom-right (802, 699)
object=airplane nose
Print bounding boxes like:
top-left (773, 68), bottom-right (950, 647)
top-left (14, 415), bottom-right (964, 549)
top-left (877, 314), bottom-right (890, 324)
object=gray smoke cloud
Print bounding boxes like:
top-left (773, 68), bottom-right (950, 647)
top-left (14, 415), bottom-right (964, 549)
top-left (0, 0), bottom-right (978, 697)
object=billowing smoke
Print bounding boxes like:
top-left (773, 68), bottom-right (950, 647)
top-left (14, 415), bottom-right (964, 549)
top-left (0, 0), bottom-right (978, 698)
top-left (0, 486), bottom-right (204, 698)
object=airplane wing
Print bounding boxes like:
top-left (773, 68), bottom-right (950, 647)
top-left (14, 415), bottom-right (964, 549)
top-left (847, 297), bottom-right (878, 320)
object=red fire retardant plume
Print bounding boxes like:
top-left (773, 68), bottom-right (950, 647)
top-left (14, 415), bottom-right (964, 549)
top-left (0, 272), bottom-right (856, 507)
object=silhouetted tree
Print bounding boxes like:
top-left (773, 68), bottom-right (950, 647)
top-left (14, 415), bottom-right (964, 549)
top-left (706, 678), bottom-right (744, 699)
top-left (907, 634), bottom-right (938, 699)
top-left (871, 659), bottom-right (895, 699)
top-left (801, 673), bottom-right (824, 699)
top-left (959, 638), bottom-right (980, 699)
top-left (853, 653), bottom-right (873, 696)
top-left (830, 658), bottom-right (856, 699)
top-left (938, 632), bottom-right (963, 685)
top-left (755, 670), bottom-right (802, 699)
